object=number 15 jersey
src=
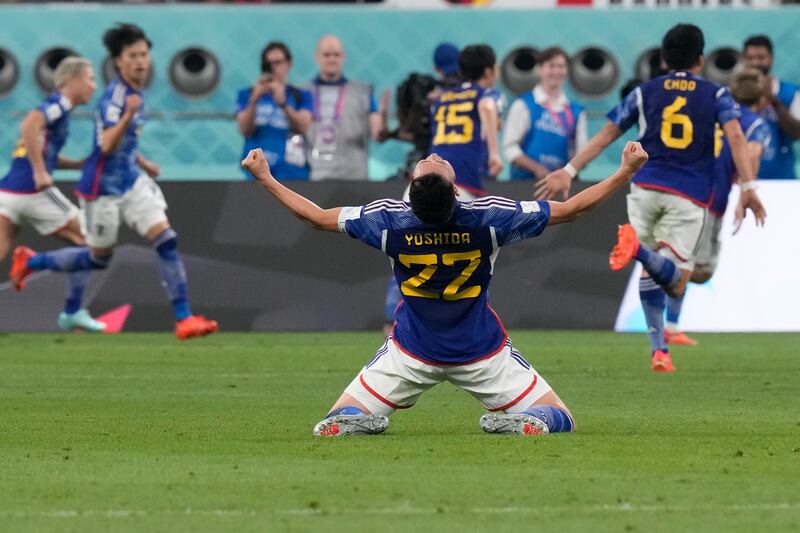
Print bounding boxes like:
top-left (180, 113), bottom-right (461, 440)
top-left (607, 71), bottom-right (740, 206)
top-left (339, 196), bottom-right (551, 365)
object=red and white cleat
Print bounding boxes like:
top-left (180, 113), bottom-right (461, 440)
top-left (651, 349), bottom-right (676, 373)
top-left (10, 245), bottom-right (35, 291)
top-left (175, 315), bottom-right (218, 340)
top-left (609, 224), bottom-right (640, 271)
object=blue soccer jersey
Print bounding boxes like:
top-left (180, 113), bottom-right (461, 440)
top-left (339, 196), bottom-right (551, 364)
top-left (0, 93), bottom-right (73, 194)
top-left (757, 79), bottom-right (799, 180)
top-left (607, 71), bottom-right (740, 205)
top-left (711, 108), bottom-right (771, 216)
top-left (236, 84), bottom-right (313, 180)
top-left (77, 78), bottom-right (146, 199)
top-left (428, 82), bottom-right (495, 196)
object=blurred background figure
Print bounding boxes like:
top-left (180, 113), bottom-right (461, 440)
top-left (503, 47), bottom-right (587, 181)
top-left (236, 42), bottom-right (312, 181)
top-left (307, 34), bottom-right (388, 180)
top-left (742, 34), bottom-right (800, 180)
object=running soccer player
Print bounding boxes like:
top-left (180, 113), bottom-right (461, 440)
top-left (383, 44), bottom-right (504, 334)
top-left (243, 140), bottom-right (649, 437)
top-left (3, 57), bottom-right (106, 332)
top-left (537, 24), bottom-right (766, 372)
top-left (11, 23), bottom-right (217, 340)
top-left (664, 69), bottom-right (771, 344)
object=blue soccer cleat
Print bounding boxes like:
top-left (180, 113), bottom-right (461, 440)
top-left (479, 413), bottom-right (549, 435)
top-left (57, 309), bottom-right (107, 333)
top-left (313, 414), bottom-right (389, 436)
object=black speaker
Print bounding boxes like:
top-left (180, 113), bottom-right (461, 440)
top-left (569, 47), bottom-right (619, 97)
top-left (635, 47), bottom-right (667, 81)
top-left (168, 47), bottom-right (221, 99)
top-left (34, 47), bottom-right (78, 93)
top-left (0, 48), bottom-right (20, 98)
top-left (500, 46), bottom-right (539, 95)
top-left (704, 47), bottom-right (742, 87)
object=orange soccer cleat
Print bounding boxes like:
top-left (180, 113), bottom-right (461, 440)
top-left (664, 329), bottom-right (698, 346)
top-left (9, 245), bottom-right (35, 291)
top-left (175, 315), bottom-right (219, 340)
top-left (609, 224), bottom-right (640, 271)
top-left (651, 350), bottom-right (676, 373)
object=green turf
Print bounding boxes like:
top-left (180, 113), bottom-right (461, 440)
top-left (0, 331), bottom-right (798, 532)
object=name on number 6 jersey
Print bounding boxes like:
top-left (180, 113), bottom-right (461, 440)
top-left (607, 71), bottom-right (740, 206)
top-left (339, 196), bottom-right (551, 365)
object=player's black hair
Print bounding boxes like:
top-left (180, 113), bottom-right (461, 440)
top-left (103, 23), bottom-right (152, 58)
top-left (459, 44), bottom-right (496, 82)
top-left (661, 24), bottom-right (704, 71)
top-left (743, 35), bottom-right (773, 55)
top-left (261, 41), bottom-right (292, 74)
top-left (409, 173), bottom-right (456, 225)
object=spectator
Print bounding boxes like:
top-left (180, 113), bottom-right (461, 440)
top-left (307, 34), bottom-right (388, 180)
top-left (503, 47), bottom-right (587, 181)
top-left (432, 42), bottom-right (462, 92)
top-left (236, 42), bottom-right (312, 180)
top-left (743, 34), bottom-right (800, 179)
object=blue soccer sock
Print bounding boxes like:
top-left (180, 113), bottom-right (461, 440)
top-left (27, 247), bottom-right (110, 272)
top-left (326, 406), bottom-right (366, 418)
top-left (64, 271), bottom-right (90, 314)
top-left (640, 276), bottom-right (668, 353)
top-left (522, 405), bottom-right (574, 433)
top-left (666, 292), bottom-right (685, 329)
top-left (635, 244), bottom-right (681, 291)
top-left (152, 228), bottom-right (191, 321)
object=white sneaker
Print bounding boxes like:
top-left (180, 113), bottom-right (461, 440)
top-left (57, 309), bottom-right (107, 333)
top-left (313, 414), bottom-right (389, 436)
top-left (479, 413), bottom-right (549, 435)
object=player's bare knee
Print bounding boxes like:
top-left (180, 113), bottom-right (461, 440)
top-left (691, 267), bottom-right (713, 284)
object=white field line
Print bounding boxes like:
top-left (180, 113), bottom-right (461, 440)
top-left (1, 502), bottom-right (799, 519)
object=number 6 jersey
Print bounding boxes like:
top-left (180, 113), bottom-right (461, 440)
top-left (339, 197), bottom-right (550, 365)
top-left (607, 71), bottom-right (740, 206)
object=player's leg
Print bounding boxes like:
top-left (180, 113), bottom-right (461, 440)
top-left (313, 336), bottom-right (441, 436)
top-left (462, 340), bottom-right (574, 435)
top-left (0, 214), bottom-right (19, 262)
top-left (124, 176), bottom-right (217, 339)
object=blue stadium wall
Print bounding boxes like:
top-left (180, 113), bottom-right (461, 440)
top-left (1, 6), bottom-right (799, 182)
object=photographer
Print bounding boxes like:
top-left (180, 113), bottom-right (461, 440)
top-left (236, 42), bottom-right (312, 180)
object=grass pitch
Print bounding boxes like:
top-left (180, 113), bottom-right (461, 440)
top-left (0, 331), bottom-right (798, 532)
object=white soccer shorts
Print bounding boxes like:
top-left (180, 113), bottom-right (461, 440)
top-left (693, 211), bottom-right (722, 278)
top-left (80, 175), bottom-right (168, 248)
top-left (0, 186), bottom-right (78, 235)
top-left (343, 336), bottom-right (553, 417)
top-left (626, 184), bottom-right (707, 271)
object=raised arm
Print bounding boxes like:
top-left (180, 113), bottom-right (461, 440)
top-left (548, 141), bottom-right (647, 225)
top-left (19, 109), bottom-right (51, 190)
top-left (243, 148), bottom-right (341, 232)
top-left (722, 118), bottom-right (766, 230)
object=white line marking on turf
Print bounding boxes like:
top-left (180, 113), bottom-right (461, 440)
top-left (2, 502), bottom-right (799, 519)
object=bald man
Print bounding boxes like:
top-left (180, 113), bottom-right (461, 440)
top-left (307, 34), bottom-right (388, 181)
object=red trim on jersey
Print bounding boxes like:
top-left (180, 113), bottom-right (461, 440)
top-left (358, 375), bottom-right (412, 410)
top-left (634, 182), bottom-right (711, 208)
top-left (392, 333), bottom-right (508, 367)
top-left (708, 206), bottom-right (724, 218)
top-left (456, 182), bottom-right (486, 196)
top-left (656, 240), bottom-right (688, 262)
top-left (75, 156), bottom-right (106, 200)
top-left (0, 189), bottom-right (39, 196)
top-left (488, 375), bottom-right (539, 412)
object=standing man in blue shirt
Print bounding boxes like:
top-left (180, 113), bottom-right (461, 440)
top-left (503, 47), bottom-right (587, 182)
top-left (538, 24), bottom-right (765, 372)
top-left (742, 35), bottom-right (800, 180)
top-left (13, 23), bottom-right (218, 340)
top-left (242, 140), bottom-right (649, 437)
top-left (4, 57), bottom-right (106, 332)
top-left (236, 42), bottom-right (312, 180)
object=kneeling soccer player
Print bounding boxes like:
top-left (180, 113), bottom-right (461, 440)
top-left (243, 142), bottom-right (649, 436)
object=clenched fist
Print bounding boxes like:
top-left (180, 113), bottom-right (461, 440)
top-left (621, 141), bottom-right (648, 173)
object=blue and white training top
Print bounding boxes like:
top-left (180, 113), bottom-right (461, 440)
top-left (339, 196), bottom-right (551, 365)
top-left (77, 77), bottom-right (146, 199)
top-left (607, 71), bottom-right (740, 206)
top-left (0, 92), bottom-right (73, 194)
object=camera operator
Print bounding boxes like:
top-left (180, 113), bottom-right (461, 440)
top-left (236, 42), bottom-right (312, 180)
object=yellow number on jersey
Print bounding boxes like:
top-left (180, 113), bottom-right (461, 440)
top-left (660, 96), bottom-right (693, 149)
top-left (11, 138), bottom-right (27, 159)
top-left (398, 250), bottom-right (483, 300)
top-left (432, 102), bottom-right (475, 146)
top-left (714, 123), bottom-right (724, 158)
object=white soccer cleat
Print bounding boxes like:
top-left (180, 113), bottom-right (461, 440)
top-left (479, 413), bottom-right (549, 435)
top-left (313, 414), bottom-right (389, 436)
top-left (57, 309), bottom-right (107, 333)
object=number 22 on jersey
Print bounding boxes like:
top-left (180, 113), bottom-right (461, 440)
top-left (399, 250), bottom-right (482, 301)
top-left (433, 102), bottom-right (475, 146)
